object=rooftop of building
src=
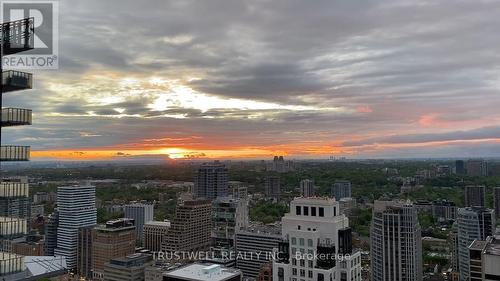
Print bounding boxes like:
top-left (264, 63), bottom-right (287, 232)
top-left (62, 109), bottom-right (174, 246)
top-left (164, 263), bottom-right (241, 281)
top-left (145, 220), bottom-right (171, 227)
top-left (484, 236), bottom-right (500, 256)
top-left (95, 218), bottom-right (135, 231)
top-left (238, 222), bottom-right (281, 236)
top-left (373, 200), bottom-right (414, 211)
top-left (108, 253), bottom-right (152, 267)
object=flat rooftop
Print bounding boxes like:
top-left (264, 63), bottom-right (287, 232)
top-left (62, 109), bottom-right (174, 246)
top-left (164, 263), bottom-right (241, 281)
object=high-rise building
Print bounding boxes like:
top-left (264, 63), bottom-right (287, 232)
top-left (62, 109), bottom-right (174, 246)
top-left (370, 200), bottom-right (422, 281)
top-left (456, 207), bottom-right (495, 281)
top-left (77, 225), bottom-right (95, 279)
top-left (432, 199), bottom-right (457, 221)
top-left (299, 179), bottom-right (315, 197)
top-left (163, 263), bottom-right (242, 281)
top-left (212, 196), bottom-right (249, 251)
top-left (331, 180), bottom-right (352, 200)
top-left (273, 197), bottom-right (361, 281)
top-left (494, 187), bottom-right (500, 218)
top-left (265, 176), bottom-right (280, 200)
top-left (124, 203), bottom-right (154, 243)
top-left (194, 162), bottom-right (229, 200)
top-left (54, 185), bottom-right (97, 270)
top-left (455, 160), bottom-right (466, 175)
top-left (144, 221), bottom-right (170, 252)
top-left (92, 218), bottom-right (136, 279)
top-left (467, 159), bottom-right (488, 176)
top-left (467, 235), bottom-right (500, 281)
top-left (235, 224), bottom-right (281, 279)
top-left (162, 200), bottom-right (212, 253)
top-left (465, 185), bottom-right (486, 207)
top-left (44, 209), bottom-right (59, 256)
top-left (103, 253), bottom-right (153, 281)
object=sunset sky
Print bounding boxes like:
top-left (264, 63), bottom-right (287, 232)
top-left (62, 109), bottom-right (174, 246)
top-left (5, 0), bottom-right (500, 160)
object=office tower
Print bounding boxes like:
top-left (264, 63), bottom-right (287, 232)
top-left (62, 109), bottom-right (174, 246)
top-left (231, 185), bottom-right (248, 200)
top-left (92, 218), bottom-right (136, 279)
top-left (273, 197), bottom-right (361, 281)
top-left (370, 200), bottom-right (422, 281)
top-left (467, 159), bottom-right (488, 176)
top-left (144, 221), bottom-right (170, 252)
top-left (44, 209), bottom-right (59, 256)
top-left (212, 197), bottom-right (249, 250)
top-left (456, 207), bottom-right (494, 281)
top-left (163, 263), bottom-right (242, 281)
top-left (54, 185), bottom-right (97, 270)
top-left (432, 199), bottom-right (457, 221)
top-left (124, 203), bottom-right (154, 243)
top-left (467, 235), bottom-right (500, 281)
top-left (235, 224), bottom-right (281, 279)
top-left (103, 253), bottom-right (153, 281)
top-left (299, 179), bottom-right (315, 197)
top-left (465, 185), bottom-right (486, 207)
top-left (162, 200), bottom-right (212, 253)
top-left (77, 225), bottom-right (95, 279)
top-left (455, 160), bottom-right (466, 175)
top-left (194, 162), bottom-right (229, 200)
top-left (331, 180), bottom-right (352, 200)
top-left (338, 197), bottom-right (357, 217)
top-left (265, 176), bottom-right (280, 200)
top-left (494, 187), bottom-right (500, 218)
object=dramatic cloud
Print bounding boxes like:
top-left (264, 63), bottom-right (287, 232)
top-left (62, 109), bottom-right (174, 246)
top-left (4, 0), bottom-right (500, 159)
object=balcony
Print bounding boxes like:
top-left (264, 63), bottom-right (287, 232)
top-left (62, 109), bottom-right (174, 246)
top-left (1, 108), bottom-right (32, 127)
top-left (0, 146), bottom-right (30, 161)
top-left (2, 71), bottom-right (33, 93)
top-left (1, 18), bottom-right (34, 55)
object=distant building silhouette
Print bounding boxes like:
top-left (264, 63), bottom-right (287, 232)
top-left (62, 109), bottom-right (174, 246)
top-left (194, 162), bottom-right (229, 200)
top-left (331, 180), bottom-right (352, 200)
top-left (299, 179), bottom-right (315, 197)
top-left (466, 159), bottom-right (488, 176)
top-left (264, 176), bottom-right (280, 200)
top-left (455, 160), bottom-right (466, 175)
top-left (465, 185), bottom-right (485, 207)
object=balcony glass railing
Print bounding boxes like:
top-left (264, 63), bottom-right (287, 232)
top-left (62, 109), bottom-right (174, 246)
top-left (0, 18), bottom-right (34, 55)
top-left (2, 71), bottom-right (33, 92)
top-left (1, 108), bottom-right (32, 127)
top-left (0, 217), bottom-right (27, 238)
top-left (0, 146), bottom-right (30, 161)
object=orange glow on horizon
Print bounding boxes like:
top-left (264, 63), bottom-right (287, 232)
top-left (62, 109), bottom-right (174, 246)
top-left (29, 136), bottom-right (500, 161)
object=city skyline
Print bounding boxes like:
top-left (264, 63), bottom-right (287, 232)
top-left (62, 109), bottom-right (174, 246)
top-left (5, 0), bottom-right (500, 160)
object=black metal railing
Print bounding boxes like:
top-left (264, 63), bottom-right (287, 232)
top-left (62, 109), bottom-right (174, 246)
top-left (1, 108), bottom-right (32, 127)
top-left (0, 146), bottom-right (30, 161)
top-left (1, 18), bottom-right (34, 55)
top-left (2, 71), bottom-right (33, 92)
